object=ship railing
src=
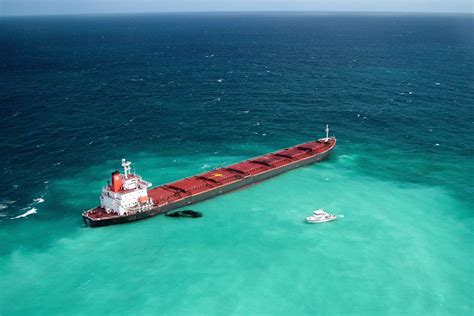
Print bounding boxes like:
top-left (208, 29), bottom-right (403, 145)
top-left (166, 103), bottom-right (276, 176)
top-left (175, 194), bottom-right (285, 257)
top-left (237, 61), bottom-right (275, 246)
top-left (123, 202), bottom-right (153, 213)
top-left (231, 138), bottom-right (332, 168)
top-left (151, 137), bottom-right (334, 189)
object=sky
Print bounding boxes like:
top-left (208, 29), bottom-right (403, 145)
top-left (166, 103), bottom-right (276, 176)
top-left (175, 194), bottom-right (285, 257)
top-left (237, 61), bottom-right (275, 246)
top-left (0, 0), bottom-right (472, 16)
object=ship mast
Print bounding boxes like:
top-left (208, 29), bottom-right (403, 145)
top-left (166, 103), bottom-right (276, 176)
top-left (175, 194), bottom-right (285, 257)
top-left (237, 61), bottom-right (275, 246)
top-left (121, 159), bottom-right (131, 178)
top-left (325, 124), bottom-right (330, 141)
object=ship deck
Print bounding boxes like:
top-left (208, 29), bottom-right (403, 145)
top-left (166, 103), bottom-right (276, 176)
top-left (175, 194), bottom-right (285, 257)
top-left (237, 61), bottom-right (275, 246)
top-left (84, 138), bottom-right (335, 220)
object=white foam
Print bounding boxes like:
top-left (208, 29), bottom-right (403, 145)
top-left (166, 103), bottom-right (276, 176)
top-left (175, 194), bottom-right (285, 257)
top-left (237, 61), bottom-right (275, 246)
top-left (0, 199), bottom-right (15, 210)
top-left (217, 79), bottom-right (223, 83)
top-left (11, 208), bottom-right (37, 219)
top-left (33, 198), bottom-right (45, 204)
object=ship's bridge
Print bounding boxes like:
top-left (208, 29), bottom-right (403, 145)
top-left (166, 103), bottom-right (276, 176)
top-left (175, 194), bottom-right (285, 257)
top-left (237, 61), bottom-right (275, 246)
top-left (100, 159), bottom-right (153, 215)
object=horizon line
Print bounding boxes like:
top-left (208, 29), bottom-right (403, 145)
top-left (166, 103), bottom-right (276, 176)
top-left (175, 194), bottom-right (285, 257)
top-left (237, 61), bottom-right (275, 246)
top-left (2, 10), bottom-right (473, 18)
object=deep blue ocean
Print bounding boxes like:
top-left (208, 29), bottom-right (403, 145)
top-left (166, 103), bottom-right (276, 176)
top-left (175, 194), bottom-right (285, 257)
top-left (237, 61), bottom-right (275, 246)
top-left (1, 13), bottom-right (473, 315)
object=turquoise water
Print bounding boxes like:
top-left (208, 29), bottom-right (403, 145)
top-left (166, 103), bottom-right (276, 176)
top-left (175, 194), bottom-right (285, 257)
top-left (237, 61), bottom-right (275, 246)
top-left (1, 13), bottom-right (473, 315)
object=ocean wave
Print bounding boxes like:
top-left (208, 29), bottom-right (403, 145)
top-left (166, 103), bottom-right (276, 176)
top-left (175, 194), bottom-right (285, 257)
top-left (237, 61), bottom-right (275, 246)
top-left (11, 208), bottom-right (37, 219)
top-left (0, 199), bottom-right (16, 210)
top-left (33, 197), bottom-right (45, 204)
top-left (338, 154), bottom-right (355, 160)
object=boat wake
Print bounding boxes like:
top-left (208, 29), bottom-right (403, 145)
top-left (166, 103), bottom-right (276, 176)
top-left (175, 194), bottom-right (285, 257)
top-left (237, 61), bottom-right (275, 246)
top-left (11, 208), bottom-right (37, 219)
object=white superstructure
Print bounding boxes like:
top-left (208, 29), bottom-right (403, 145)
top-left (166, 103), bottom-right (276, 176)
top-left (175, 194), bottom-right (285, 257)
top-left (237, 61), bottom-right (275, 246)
top-left (306, 208), bottom-right (337, 224)
top-left (100, 159), bottom-right (153, 215)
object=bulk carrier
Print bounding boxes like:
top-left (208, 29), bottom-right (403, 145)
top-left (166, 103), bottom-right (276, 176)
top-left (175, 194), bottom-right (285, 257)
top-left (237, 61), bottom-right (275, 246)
top-left (83, 126), bottom-right (336, 227)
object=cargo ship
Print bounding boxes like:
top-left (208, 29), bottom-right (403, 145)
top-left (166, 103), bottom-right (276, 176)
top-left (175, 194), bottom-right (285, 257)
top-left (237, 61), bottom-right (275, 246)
top-left (82, 126), bottom-right (336, 227)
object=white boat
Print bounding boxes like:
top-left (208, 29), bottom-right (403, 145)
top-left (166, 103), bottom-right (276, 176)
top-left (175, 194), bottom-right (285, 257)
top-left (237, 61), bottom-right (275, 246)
top-left (306, 209), bottom-right (337, 224)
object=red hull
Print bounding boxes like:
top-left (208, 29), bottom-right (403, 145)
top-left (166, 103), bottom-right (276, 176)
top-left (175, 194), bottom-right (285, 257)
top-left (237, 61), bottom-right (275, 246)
top-left (83, 138), bottom-right (336, 227)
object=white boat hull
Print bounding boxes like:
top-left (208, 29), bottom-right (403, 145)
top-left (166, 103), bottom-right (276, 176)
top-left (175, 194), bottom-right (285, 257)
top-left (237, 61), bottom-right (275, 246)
top-left (306, 215), bottom-right (337, 224)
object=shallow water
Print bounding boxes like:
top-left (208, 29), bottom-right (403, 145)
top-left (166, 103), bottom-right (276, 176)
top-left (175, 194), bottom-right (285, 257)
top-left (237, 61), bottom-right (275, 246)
top-left (0, 13), bottom-right (473, 315)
